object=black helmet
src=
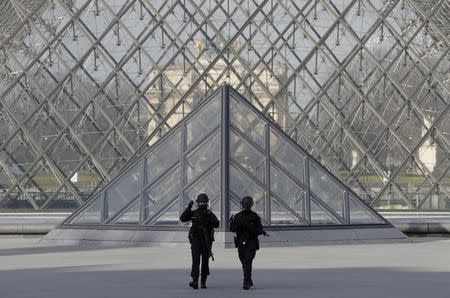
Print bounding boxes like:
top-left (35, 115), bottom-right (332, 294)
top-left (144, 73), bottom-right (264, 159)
top-left (196, 193), bottom-right (209, 203)
top-left (241, 196), bottom-right (253, 209)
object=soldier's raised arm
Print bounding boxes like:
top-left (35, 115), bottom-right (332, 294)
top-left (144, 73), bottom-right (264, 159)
top-left (180, 200), bottom-right (194, 222)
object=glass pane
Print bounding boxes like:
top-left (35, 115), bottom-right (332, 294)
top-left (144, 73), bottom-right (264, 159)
top-left (270, 164), bottom-right (305, 207)
top-left (146, 167), bottom-right (180, 222)
top-left (271, 196), bottom-right (305, 226)
top-left (186, 94), bottom-right (221, 149)
top-left (71, 198), bottom-right (101, 225)
top-left (105, 161), bottom-right (142, 218)
top-left (270, 129), bottom-right (305, 182)
top-left (152, 199), bottom-right (180, 226)
top-left (186, 165), bottom-right (221, 219)
top-left (310, 199), bottom-right (340, 225)
top-left (270, 164), bottom-right (306, 225)
top-left (114, 199), bottom-right (140, 225)
top-left (253, 194), bottom-right (266, 222)
top-left (230, 165), bottom-right (266, 219)
top-left (230, 95), bottom-right (266, 149)
top-left (186, 131), bottom-right (220, 184)
top-left (349, 194), bottom-right (384, 224)
top-left (230, 165), bottom-right (265, 203)
top-left (230, 130), bottom-right (265, 182)
top-left (309, 162), bottom-right (344, 218)
top-left (146, 129), bottom-right (181, 185)
top-left (229, 194), bottom-right (242, 217)
top-left (209, 194), bottom-right (221, 216)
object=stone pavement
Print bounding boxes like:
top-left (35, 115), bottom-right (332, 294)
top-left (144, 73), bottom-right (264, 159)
top-left (1, 236), bottom-right (450, 298)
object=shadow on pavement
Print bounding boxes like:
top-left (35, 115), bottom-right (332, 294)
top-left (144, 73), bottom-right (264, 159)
top-left (0, 266), bottom-right (449, 298)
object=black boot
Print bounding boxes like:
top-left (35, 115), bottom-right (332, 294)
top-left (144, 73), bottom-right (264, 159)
top-left (200, 276), bottom-right (207, 289)
top-left (243, 277), bottom-right (251, 290)
top-left (249, 278), bottom-right (253, 287)
top-left (243, 281), bottom-right (251, 290)
top-left (189, 278), bottom-right (198, 289)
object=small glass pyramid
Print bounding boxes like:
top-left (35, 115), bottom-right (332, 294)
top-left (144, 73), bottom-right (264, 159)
top-left (62, 85), bottom-right (386, 228)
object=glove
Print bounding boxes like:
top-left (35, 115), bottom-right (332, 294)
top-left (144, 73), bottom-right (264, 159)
top-left (188, 200), bottom-right (194, 209)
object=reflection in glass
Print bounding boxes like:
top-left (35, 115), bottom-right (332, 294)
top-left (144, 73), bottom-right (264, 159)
top-left (152, 202), bottom-right (180, 226)
top-left (349, 194), bottom-right (384, 224)
top-left (186, 131), bottom-right (220, 184)
top-left (270, 129), bottom-right (305, 183)
top-left (114, 199), bottom-right (140, 225)
top-left (230, 95), bottom-right (266, 149)
top-left (186, 94), bottom-right (221, 149)
top-left (146, 129), bottom-right (181, 185)
top-left (229, 194), bottom-right (243, 216)
top-left (270, 165), bottom-right (305, 225)
top-left (309, 163), bottom-right (344, 218)
top-left (271, 196), bottom-right (305, 225)
top-left (253, 194), bottom-right (266, 222)
top-left (310, 199), bottom-right (340, 225)
top-left (270, 164), bottom-right (304, 206)
top-left (146, 167), bottom-right (180, 223)
top-left (105, 161), bottom-right (142, 218)
top-left (230, 130), bottom-right (265, 182)
top-left (71, 198), bottom-right (101, 224)
top-left (230, 165), bottom-right (265, 219)
top-left (230, 165), bottom-right (265, 202)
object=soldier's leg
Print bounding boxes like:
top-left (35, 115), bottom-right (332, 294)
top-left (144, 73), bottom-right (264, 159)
top-left (190, 240), bottom-right (201, 281)
top-left (239, 245), bottom-right (254, 289)
top-left (246, 248), bottom-right (257, 286)
top-left (238, 246), bottom-right (247, 285)
top-left (200, 242), bottom-right (210, 275)
top-left (238, 246), bottom-right (246, 272)
top-left (242, 246), bottom-right (253, 282)
top-left (200, 253), bottom-right (210, 276)
top-left (200, 243), bottom-right (210, 288)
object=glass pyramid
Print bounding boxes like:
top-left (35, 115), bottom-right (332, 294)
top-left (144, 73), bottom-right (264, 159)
top-left (62, 85), bottom-right (387, 228)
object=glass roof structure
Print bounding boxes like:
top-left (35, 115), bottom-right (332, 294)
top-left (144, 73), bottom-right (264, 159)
top-left (62, 85), bottom-right (388, 229)
top-left (0, 0), bottom-right (449, 213)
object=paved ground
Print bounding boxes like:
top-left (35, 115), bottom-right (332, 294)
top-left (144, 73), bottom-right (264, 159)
top-left (1, 236), bottom-right (450, 298)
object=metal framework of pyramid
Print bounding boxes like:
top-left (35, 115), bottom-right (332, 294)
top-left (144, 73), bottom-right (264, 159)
top-left (1, 0), bottom-right (449, 214)
top-left (45, 85), bottom-right (405, 245)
